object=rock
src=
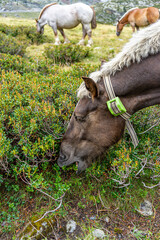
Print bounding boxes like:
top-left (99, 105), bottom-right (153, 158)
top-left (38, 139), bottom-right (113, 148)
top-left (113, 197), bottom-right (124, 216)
top-left (105, 216), bottom-right (110, 223)
top-left (0, 8), bottom-right (5, 12)
top-left (66, 220), bottom-right (76, 233)
top-left (90, 215), bottom-right (97, 220)
top-left (92, 229), bottom-right (105, 238)
top-left (136, 200), bottom-right (153, 216)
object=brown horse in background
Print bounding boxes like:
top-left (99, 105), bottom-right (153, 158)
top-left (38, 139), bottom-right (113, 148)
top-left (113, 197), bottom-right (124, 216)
top-left (116, 7), bottom-right (159, 36)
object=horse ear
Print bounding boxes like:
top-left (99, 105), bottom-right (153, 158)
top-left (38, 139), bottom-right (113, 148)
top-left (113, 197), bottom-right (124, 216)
top-left (82, 76), bottom-right (98, 99)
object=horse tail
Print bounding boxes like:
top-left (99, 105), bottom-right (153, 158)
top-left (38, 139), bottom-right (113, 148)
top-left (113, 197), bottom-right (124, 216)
top-left (90, 6), bottom-right (97, 29)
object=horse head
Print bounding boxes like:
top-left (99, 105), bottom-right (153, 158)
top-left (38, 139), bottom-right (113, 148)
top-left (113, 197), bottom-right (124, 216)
top-left (35, 19), bottom-right (44, 34)
top-left (116, 20), bottom-right (124, 36)
top-left (58, 77), bottom-right (125, 173)
top-left (58, 21), bottom-right (160, 173)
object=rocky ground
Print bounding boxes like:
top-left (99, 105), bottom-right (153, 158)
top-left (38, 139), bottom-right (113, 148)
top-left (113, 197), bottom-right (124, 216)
top-left (7, 190), bottom-right (159, 239)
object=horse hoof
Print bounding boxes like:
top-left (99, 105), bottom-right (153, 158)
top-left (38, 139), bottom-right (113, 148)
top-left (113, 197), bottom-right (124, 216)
top-left (78, 40), bottom-right (85, 45)
top-left (64, 41), bottom-right (70, 44)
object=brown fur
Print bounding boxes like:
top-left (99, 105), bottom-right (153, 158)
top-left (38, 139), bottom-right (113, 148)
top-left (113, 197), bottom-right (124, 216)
top-left (82, 77), bottom-right (98, 99)
top-left (90, 6), bottom-right (97, 29)
top-left (116, 7), bottom-right (159, 35)
top-left (58, 53), bottom-right (160, 172)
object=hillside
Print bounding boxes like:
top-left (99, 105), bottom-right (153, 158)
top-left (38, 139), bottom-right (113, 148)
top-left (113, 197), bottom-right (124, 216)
top-left (0, 0), bottom-right (99, 11)
top-left (0, 0), bottom-right (160, 23)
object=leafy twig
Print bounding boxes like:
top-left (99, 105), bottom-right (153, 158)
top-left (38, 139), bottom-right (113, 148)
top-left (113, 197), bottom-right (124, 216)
top-left (20, 172), bottom-right (65, 223)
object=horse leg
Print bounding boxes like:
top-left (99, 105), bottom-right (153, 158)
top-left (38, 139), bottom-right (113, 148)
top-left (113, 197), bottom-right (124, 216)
top-left (78, 24), bottom-right (86, 46)
top-left (85, 24), bottom-right (93, 47)
top-left (49, 22), bottom-right (61, 45)
top-left (136, 25), bottom-right (139, 31)
top-left (78, 24), bottom-right (93, 47)
top-left (130, 22), bottom-right (136, 33)
top-left (59, 29), bottom-right (70, 44)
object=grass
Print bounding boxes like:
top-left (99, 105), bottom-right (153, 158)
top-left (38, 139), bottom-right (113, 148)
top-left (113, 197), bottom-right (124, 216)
top-left (0, 16), bottom-right (133, 61)
top-left (0, 11), bottom-right (40, 19)
top-left (0, 15), bottom-right (159, 240)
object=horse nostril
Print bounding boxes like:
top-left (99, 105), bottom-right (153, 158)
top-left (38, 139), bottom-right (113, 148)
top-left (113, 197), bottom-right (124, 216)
top-left (60, 152), bottom-right (67, 161)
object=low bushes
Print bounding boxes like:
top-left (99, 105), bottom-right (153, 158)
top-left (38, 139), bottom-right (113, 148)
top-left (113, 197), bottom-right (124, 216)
top-left (0, 32), bottom-right (27, 56)
top-left (0, 23), bottom-right (53, 44)
top-left (0, 53), bottom-right (57, 75)
top-left (0, 58), bottom-right (98, 177)
top-left (44, 44), bottom-right (91, 65)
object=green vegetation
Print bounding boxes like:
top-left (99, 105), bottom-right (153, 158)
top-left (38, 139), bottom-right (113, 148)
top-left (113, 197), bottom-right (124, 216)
top-left (0, 16), bottom-right (159, 240)
top-left (44, 44), bottom-right (91, 65)
top-left (0, 32), bottom-right (27, 56)
top-left (0, 23), bottom-right (53, 44)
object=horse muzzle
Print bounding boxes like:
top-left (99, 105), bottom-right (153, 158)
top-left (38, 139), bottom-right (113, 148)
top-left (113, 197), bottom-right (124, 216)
top-left (57, 152), bottom-right (68, 167)
top-left (57, 151), bottom-right (88, 174)
top-left (116, 32), bottom-right (120, 36)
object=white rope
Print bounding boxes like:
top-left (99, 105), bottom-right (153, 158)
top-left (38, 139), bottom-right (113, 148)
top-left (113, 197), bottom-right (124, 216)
top-left (104, 75), bottom-right (139, 148)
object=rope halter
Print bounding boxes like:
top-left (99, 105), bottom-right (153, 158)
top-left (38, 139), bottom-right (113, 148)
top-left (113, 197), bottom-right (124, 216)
top-left (103, 75), bottom-right (139, 148)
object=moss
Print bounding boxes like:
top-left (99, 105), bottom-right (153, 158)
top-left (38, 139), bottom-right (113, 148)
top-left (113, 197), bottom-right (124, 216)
top-left (18, 217), bottom-right (56, 240)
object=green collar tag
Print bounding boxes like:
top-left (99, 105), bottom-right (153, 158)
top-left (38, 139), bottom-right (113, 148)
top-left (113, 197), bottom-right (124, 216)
top-left (107, 97), bottom-right (127, 116)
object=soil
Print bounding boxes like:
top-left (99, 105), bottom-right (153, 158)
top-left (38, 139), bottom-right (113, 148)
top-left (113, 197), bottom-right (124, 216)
top-left (48, 190), bottom-right (160, 240)
top-left (1, 188), bottom-right (160, 240)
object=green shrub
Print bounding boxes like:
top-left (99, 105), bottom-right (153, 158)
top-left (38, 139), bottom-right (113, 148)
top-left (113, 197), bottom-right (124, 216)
top-left (0, 61), bottom-right (97, 176)
top-left (21, 26), bottom-right (53, 44)
top-left (0, 53), bottom-right (32, 73)
top-left (44, 43), bottom-right (91, 65)
top-left (0, 53), bottom-right (57, 75)
top-left (0, 32), bottom-right (27, 56)
top-left (0, 24), bottom-right (53, 44)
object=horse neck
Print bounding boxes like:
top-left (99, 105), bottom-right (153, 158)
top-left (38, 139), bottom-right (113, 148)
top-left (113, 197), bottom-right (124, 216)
top-left (119, 13), bottom-right (129, 24)
top-left (109, 53), bottom-right (160, 114)
top-left (39, 3), bottom-right (57, 20)
top-left (38, 17), bottom-right (47, 26)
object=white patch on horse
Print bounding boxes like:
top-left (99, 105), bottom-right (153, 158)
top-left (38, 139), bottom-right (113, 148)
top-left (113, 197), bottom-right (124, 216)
top-left (77, 20), bottom-right (160, 98)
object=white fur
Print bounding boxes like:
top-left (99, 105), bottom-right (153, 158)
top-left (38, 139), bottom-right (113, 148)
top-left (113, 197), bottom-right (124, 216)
top-left (77, 21), bottom-right (160, 98)
top-left (38, 3), bottom-right (94, 46)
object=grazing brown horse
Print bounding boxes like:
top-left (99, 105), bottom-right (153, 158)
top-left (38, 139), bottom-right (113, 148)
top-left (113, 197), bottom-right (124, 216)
top-left (58, 22), bottom-right (160, 173)
top-left (116, 7), bottom-right (159, 36)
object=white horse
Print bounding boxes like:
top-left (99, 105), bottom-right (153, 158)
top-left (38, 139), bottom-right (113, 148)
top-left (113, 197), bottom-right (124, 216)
top-left (35, 2), bottom-right (97, 46)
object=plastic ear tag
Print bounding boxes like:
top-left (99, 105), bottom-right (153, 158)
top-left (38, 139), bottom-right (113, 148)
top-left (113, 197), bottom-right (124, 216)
top-left (107, 97), bottom-right (127, 116)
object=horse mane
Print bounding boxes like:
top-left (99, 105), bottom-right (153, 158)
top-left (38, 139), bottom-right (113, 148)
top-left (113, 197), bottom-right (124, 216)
top-left (78, 20), bottom-right (160, 98)
top-left (118, 7), bottom-right (138, 22)
top-left (38, 2), bottom-right (57, 19)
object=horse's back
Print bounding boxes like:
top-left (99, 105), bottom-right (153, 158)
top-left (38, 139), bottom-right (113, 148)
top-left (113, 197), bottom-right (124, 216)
top-left (74, 2), bottom-right (93, 20)
top-left (64, 3), bottom-right (93, 23)
top-left (129, 7), bottom-right (159, 26)
top-left (41, 3), bottom-right (93, 28)
top-left (147, 7), bottom-right (159, 23)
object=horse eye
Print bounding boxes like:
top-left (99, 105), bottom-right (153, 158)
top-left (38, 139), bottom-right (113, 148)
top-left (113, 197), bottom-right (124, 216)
top-left (74, 113), bottom-right (86, 122)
